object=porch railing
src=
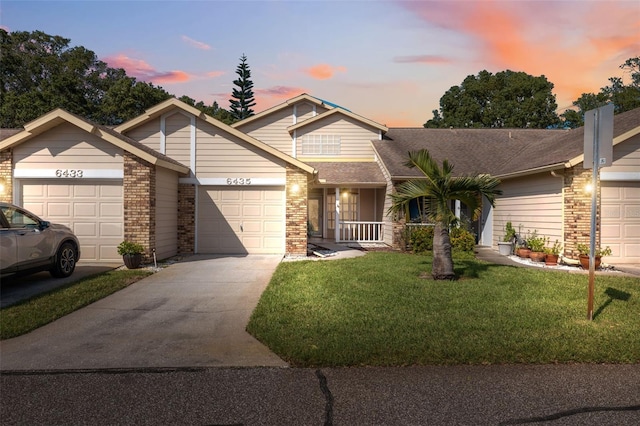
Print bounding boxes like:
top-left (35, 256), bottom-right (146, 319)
top-left (338, 221), bottom-right (384, 242)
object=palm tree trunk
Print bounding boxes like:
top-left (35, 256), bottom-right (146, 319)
top-left (432, 223), bottom-right (456, 280)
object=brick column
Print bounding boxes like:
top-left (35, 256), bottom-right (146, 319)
top-left (285, 165), bottom-right (308, 256)
top-left (178, 183), bottom-right (196, 254)
top-left (0, 149), bottom-right (12, 203)
top-left (563, 165), bottom-right (600, 259)
top-left (123, 153), bottom-right (156, 262)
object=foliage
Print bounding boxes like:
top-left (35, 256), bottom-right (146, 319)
top-left (0, 29), bottom-right (172, 127)
top-left (247, 252), bottom-right (640, 367)
top-left (408, 226), bottom-right (434, 253)
top-left (503, 221), bottom-right (516, 242)
top-left (388, 150), bottom-right (501, 279)
top-left (1, 269), bottom-right (152, 339)
top-left (424, 69), bottom-right (559, 129)
top-left (229, 53), bottom-right (256, 121)
top-left (179, 96), bottom-right (235, 125)
top-left (117, 240), bottom-right (145, 255)
top-left (449, 227), bottom-right (476, 252)
top-left (560, 56), bottom-right (640, 128)
top-left (576, 243), bottom-right (612, 257)
top-left (544, 239), bottom-right (562, 255)
top-left (526, 230), bottom-right (546, 252)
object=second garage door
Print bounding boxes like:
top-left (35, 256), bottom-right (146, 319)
top-left (601, 181), bottom-right (640, 264)
top-left (21, 180), bottom-right (124, 262)
top-left (197, 186), bottom-right (285, 254)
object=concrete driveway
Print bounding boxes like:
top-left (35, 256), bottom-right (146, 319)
top-left (0, 255), bottom-right (288, 370)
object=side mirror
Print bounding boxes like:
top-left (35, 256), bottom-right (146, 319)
top-left (40, 220), bottom-right (51, 230)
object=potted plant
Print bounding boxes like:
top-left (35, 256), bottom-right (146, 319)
top-left (515, 226), bottom-right (530, 258)
top-left (527, 230), bottom-right (546, 262)
top-left (576, 243), bottom-right (612, 269)
top-left (498, 221), bottom-right (516, 255)
top-left (544, 239), bottom-right (562, 266)
top-left (117, 240), bottom-right (145, 269)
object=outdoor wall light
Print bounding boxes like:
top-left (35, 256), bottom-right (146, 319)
top-left (0, 177), bottom-right (5, 195)
top-left (585, 183), bottom-right (594, 193)
top-left (290, 183), bottom-right (300, 194)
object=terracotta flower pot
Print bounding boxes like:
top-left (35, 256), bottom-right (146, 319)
top-left (517, 248), bottom-right (531, 258)
top-left (579, 254), bottom-right (601, 270)
top-left (529, 251), bottom-right (546, 262)
top-left (545, 254), bottom-right (559, 266)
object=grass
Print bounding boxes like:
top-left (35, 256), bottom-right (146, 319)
top-left (0, 269), bottom-right (152, 340)
top-left (247, 252), bottom-right (640, 367)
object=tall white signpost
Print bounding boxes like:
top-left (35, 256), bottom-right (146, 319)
top-left (583, 104), bottom-right (614, 320)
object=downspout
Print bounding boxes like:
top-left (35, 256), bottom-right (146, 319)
top-left (550, 170), bottom-right (565, 252)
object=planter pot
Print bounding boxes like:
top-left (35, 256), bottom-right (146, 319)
top-left (123, 253), bottom-right (143, 269)
top-left (497, 242), bottom-right (513, 256)
top-left (545, 254), bottom-right (559, 266)
top-left (517, 248), bottom-right (531, 258)
top-left (579, 254), bottom-right (601, 270)
top-left (529, 251), bottom-right (546, 262)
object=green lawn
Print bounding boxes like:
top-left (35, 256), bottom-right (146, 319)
top-left (0, 269), bottom-right (152, 340)
top-left (247, 252), bottom-right (640, 367)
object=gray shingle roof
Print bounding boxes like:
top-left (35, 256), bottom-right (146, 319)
top-left (373, 107), bottom-right (640, 178)
top-left (307, 162), bottom-right (386, 185)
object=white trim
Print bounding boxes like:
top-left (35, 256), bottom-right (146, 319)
top-left (190, 115), bottom-right (196, 172)
top-left (600, 171), bottom-right (640, 181)
top-left (292, 129), bottom-right (297, 158)
top-left (179, 177), bottom-right (286, 186)
top-left (160, 116), bottom-right (166, 154)
top-left (13, 169), bottom-right (124, 179)
top-left (293, 104), bottom-right (297, 125)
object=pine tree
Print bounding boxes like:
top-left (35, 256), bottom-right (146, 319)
top-left (229, 54), bottom-right (256, 121)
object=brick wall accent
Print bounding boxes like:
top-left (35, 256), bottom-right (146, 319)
top-left (286, 165), bottom-right (308, 256)
top-left (563, 165), bottom-right (600, 259)
top-left (0, 149), bottom-right (12, 203)
top-left (178, 183), bottom-right (196, 254)
top-left (123, 153), bottom-right (156, 262)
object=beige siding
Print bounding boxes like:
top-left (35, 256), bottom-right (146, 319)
top-left (493, 173), bottom-right (563, 248)
top-left (155, 167), bottom-right (179, 260)
top-left (296, 115), bottom-right (378, 160)
top-left (607, 133), bottom-right (640, 174)
top-left (123, 118), bottom-right (162, 151)
top-left (237, 102), bottom-right (330, 155)
top-left (195, 120), bottom-right (286, 179)
top-left (13, 123), bottom-right (123, 170)
top-left (359, 188), bottom-right (377, 221)
top-left (165, 112), bottom-right (192, 167)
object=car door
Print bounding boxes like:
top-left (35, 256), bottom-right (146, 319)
top-left (0, 212), bottom-right (18, 273)
top-left (0, 205), bottom-right (54, 270)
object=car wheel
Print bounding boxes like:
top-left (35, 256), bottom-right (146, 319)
top-left (50, 242), bottom-right (77, 278)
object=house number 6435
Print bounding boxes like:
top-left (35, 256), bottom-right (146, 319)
top-left (226, 178), bottom-right (251, 185)
top-left (55, 169), bottom-right (83, 178)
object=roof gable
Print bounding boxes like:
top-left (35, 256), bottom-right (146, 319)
top-left (115, 97), bottom-right (315, 175)
top-left (231, 93), bottom-right (328, 129)
top-left (287, 108), bottom-right (388, 134)
top-left (0, 109), bottom-right (189, 174)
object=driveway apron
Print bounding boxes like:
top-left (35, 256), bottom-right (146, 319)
top-left (0, 255), bottom-right (288, 370)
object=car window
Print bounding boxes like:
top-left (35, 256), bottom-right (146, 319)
top-left (0, 206), bottom-right (39, 229)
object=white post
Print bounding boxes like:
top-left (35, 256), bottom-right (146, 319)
top-left (335, 187), bottom-right (340, 241)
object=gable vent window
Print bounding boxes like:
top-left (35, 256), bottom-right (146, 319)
top-left (301, 135), bottom-right (341, 155)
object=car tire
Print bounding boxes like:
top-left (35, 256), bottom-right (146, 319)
top-left (50, 242), bottom-right (77, 278)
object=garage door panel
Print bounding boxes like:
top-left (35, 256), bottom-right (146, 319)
top-left (21, 180), bottom-right (123, 262)
top-left (602, 182), bottom-right (640, 264)
top-left (197, 186), bottom-right (284, 254)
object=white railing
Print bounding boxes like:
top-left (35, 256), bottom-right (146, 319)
top-left (338, 221), bottom-right (384, 242)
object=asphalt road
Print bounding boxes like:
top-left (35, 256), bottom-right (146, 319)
top-left (2, 364), bottom-right (639, 425)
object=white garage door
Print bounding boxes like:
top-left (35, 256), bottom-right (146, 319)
top-left (197, 186), bottom-right (285, 254)
top-left (21, 180), bottom-right (124, 262)
top-left (601, 181), bottom-right (640, 264)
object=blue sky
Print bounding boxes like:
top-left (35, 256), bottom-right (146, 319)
top-left (2, 0), bottom-right (638, 126)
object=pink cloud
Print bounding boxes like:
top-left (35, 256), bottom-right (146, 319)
top-left (103, 54), bottom-right (191, 83)
top-left (255, 86), bottom-right (307, 99)
top-left (207, 70), bottom-right (225, 78)
top-left (181, 35), bottom-right (211, 50)
top-left (394, 55), bottom-right (452, 65)
top-left (303, 64), bottom-right (347, 80)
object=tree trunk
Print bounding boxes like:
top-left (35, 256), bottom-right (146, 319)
top-left (432, 223), bottom-right (456, 280)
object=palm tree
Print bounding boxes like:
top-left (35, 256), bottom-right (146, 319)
top-left (388, 150), bottom-right (502, 280)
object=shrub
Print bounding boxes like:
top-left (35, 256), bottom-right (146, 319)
top-left (409, 226), bottom-right (434, 253)
top-left (117, 240), bottom-right (145, 256)
top-left (450, 227), bottom-right (476, 252)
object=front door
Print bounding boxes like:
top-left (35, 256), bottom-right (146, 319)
top-left (307, 195), bottom-right (323, 237)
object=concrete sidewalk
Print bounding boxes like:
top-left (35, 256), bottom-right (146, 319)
top-left (0, 255), bottom-right (287, 370)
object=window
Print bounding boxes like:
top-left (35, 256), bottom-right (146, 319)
top-left (301, 135), bottom-right (341, 155)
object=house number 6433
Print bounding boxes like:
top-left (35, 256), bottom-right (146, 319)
top-left (226, 178), bottom-right (251, 185)
top-left (55, 169), bottom-right (83, 178)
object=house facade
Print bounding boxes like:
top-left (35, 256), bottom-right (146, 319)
top-left (1, 95), bottom-right (639, 265)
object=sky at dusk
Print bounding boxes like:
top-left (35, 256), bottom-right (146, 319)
top-left (1, 0), bottom-right (638, 127)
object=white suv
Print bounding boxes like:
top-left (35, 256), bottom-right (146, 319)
top-left (0, 202), bottom-right (80, 278)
